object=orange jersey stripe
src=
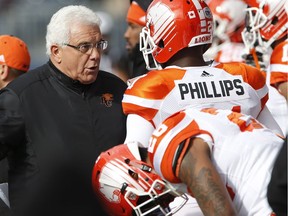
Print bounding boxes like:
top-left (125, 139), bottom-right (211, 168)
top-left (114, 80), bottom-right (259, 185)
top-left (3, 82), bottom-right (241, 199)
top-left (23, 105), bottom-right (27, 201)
top-left (270, 40), bottom-right (288, 85)
top-left (125, 68), bottom-right (185, 100)
top-left (215, 62), bottom-right (267, 91)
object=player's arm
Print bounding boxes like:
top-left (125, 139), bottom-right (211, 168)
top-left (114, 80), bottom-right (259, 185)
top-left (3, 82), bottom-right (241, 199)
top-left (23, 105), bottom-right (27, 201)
top-left (124, 114), bottom-right (155, 148)
top-left (178, 137), bottom-right (237, 216)
top-left (256, 106), bottom-right (284, 137)
top-left (0, 88), bottom-right (25, 160)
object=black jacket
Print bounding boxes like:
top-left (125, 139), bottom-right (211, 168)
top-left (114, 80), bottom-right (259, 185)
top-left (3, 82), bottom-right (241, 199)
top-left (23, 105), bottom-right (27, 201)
top-left (0, 61), bottom-right (127, 216)
top-left (268, 136), bottom-right (287, 216)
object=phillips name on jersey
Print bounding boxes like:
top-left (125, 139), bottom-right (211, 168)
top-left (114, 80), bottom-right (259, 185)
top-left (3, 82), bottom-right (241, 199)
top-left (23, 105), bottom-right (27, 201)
top-left (176, 74), bottom-right (248, 104)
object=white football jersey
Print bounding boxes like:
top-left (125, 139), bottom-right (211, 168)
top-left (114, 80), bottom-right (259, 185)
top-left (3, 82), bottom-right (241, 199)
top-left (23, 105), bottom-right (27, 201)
top-left (148, 108), bottom-right (284, 216)
top-left (123, 63), bottom-right (268, 131)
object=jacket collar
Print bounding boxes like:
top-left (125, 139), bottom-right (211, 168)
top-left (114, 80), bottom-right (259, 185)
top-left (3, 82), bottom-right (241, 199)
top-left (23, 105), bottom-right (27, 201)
top-left (48, 60), bottom-right (91, 94)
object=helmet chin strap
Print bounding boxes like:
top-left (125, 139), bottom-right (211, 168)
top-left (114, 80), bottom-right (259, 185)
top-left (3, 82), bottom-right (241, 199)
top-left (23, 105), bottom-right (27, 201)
top-left (250, 48), bottom-right (261, 70)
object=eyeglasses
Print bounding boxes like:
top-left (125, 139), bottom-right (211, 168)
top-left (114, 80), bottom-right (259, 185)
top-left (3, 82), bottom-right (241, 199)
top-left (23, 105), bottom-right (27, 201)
top-left (63, 40), bottom-right (108, 54)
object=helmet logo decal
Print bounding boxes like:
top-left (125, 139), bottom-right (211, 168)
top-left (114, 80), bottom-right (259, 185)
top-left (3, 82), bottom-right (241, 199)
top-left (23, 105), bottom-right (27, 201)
top-left (147, 2), bottom-right (176, 46)
top-left (112, 189), bottom-right (122, 203)
top-left (188, 11), bottom-right (196, 19)
top-left (187, 1), bottom-right (213, 46)
top-left (203, 7), bottom-right (213, 19)
top-left (99, 184), bottom-right (122, 203)
top-left (188, 5), bottom-right (213, 45)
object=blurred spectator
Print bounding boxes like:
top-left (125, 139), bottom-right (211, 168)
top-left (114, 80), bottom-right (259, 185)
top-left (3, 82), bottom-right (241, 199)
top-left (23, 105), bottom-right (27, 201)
top-left (0, 35), bottom-right (30, 88)
top-left (0, 0), bottom-right (12, 11)
top-left (204, 0), bottom-right (247, 63)
top-left (112, 53), bottom-right (130, 82)
top-left (97, 11), bottom-right (114, 72)
top-left (242, 0), bottom-right (288, 135)
top-left (97, 10), bottom-right (131, 82)
top-left (0, 34), bottom-right (31, 216)
top-left (123, 0), bottom-right (152, 78)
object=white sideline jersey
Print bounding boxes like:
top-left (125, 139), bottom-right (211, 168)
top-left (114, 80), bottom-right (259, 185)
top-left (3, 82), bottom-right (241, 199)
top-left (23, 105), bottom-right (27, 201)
top-left (148, 108), bottom-right (284, 216)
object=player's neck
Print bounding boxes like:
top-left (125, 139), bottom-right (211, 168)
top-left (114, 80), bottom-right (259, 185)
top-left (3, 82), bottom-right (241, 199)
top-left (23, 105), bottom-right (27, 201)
top-left (164, 46), bottom-right (207, 67)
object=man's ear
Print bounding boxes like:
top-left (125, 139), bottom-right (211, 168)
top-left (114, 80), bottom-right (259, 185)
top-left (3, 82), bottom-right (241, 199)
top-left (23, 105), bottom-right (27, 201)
top-left (50, 44), bottom-right (62, 64)
top-left (0, 64), bottom-right (9, 81)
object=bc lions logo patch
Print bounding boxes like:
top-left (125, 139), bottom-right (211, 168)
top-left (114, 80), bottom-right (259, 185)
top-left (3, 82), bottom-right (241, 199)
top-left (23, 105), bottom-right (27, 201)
top-left (100, 186), bottom-right (122, 203)
top-left (101, 93), bottom-right (113, 107)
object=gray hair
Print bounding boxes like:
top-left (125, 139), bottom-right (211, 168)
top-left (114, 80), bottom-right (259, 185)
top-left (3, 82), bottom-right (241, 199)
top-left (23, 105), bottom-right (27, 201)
top-left (45, 5), bottom-right (102, 56)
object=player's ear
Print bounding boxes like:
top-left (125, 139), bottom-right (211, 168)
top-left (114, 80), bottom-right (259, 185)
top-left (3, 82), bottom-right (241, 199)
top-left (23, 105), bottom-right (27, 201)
top-left (0, 64), bottom-right (9, 81)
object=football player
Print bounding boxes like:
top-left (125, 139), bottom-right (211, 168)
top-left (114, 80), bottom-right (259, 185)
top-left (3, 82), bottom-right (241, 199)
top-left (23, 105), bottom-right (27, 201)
top-left (122, 0), bottom-right (283, 214)
top-left (92, 142), bottom-right (188, 216)
top-left (204, 0), bottom-right (248, 63)
top-left (242, 0), bottom-right (288, 134)
top-left (124, 0), bottom-right (153, 78)
top-left (93, 108), bottom-right (284, 215)
top-left (123, 0), bottom-right (282, 149)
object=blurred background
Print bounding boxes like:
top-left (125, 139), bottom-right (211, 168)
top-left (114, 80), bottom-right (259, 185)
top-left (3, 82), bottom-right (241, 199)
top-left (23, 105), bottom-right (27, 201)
top-left (0, 0), bottom-right (129, 70)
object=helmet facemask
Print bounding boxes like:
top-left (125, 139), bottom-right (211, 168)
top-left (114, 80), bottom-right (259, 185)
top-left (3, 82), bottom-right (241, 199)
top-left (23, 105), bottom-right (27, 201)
top-left (124, 179), bottom-right (185, 216)
top-left (92, 144), bottom-right (188, 216)
top-left (242, 6), bottom-right (268, 53)
top-left (242, 0), bottom-right (288, 53)
top-left (139, 26), bottom-right (162, 70)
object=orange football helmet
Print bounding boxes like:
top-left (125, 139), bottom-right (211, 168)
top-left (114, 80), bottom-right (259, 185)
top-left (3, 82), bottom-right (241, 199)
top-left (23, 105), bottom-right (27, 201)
top-left (208, 0), bottom-right (247, 43)
top-left (242, 0), bottom-right (288, 52)
top-left (140, 0), bottom-right (214, 70)
top-left (92, 143), bottom-right (187, 216)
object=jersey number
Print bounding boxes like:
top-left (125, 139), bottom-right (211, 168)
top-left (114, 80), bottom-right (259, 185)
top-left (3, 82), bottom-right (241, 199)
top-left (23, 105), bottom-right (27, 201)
top-left (148, 124), bottom-right (168, 153)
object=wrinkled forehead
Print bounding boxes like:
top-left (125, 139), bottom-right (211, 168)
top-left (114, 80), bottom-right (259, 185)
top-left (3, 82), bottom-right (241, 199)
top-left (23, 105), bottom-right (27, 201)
top-left (68, 23), bottom-right (101, 42)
